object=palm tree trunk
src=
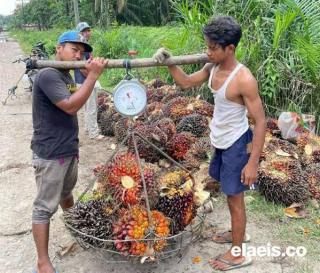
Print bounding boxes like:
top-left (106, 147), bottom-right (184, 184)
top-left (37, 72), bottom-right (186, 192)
top-left (95, 0), bottom-right (100, 13)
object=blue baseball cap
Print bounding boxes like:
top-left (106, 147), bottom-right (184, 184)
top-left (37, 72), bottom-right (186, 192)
top-left (58, 30), bottom-right (92, 52)
top-left (77, 22), bottom-right (90, 32)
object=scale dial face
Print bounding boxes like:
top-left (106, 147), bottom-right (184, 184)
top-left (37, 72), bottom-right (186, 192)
top-left (113, 79), bottom-right (147, 117)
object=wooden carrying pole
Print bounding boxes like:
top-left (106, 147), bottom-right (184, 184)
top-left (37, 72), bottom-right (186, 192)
top-left (35, 54), bottom-right (209, 69)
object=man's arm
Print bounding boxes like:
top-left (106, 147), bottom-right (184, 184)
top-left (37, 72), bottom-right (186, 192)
top-left (240, 72), bottom-right (266, 186)
top-left (56, 58), bottom-right (107, 115)
top-left (168, 63), bottom-right (214, 89)
top-left (153, 48), bottom-right (213, 89)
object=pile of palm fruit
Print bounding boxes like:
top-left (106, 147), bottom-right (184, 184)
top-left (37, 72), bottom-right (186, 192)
top-left (97, 80), bottom-right (213, 169)
top-left (65, 80), bottom-right (320, 259)
top-left (258, 118), bottom-right (320, 205)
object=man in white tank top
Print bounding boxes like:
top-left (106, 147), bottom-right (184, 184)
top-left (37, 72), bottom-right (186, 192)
top-left (153, 16), bottom-right (266, 271)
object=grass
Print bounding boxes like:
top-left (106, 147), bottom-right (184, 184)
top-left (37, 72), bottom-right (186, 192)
top-left (244, 191), bottom-right (320, 262)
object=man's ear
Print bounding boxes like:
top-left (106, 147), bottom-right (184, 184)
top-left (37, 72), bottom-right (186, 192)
top-left (226, 44), bottom-right (235, 53)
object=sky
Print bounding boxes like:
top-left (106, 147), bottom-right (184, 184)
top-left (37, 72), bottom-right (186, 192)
top-left (0, 0), bottom-right (16, 16)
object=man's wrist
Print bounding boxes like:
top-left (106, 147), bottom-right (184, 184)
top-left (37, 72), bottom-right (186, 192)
top-left (86, 73), bottom-right (99, 82)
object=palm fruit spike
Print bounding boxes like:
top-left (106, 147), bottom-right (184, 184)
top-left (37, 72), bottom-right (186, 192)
top-left (159, 170), bottom-right (191, 189)
top-left (99, 106), bottom-right (121, 136)
top-left (64, 199), bottom-right (114, 247)
top-left (258, 157), bottom-right (309, 206)
top-left (113, 206), bottom-right (170, 256)
top-left (106, 152), bottom-right (142, 206)
top-left (128, 124), bottom-right (167, 163)
top-left (305, 163), bottom-right (320, 200)
top-left (166, 132), bottom-right (197, 160)
top-left (162, 97), bottom-right (194, 122)
top-left (155, 118), bottom-right (176, 141)
top-left (156, 189), bottom-right (196, 234)
top-left (176, 114), bottom-right (209, 137)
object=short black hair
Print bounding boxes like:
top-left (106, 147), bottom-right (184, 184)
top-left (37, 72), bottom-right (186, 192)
top-left (203, 16), bottom-right (242, 48)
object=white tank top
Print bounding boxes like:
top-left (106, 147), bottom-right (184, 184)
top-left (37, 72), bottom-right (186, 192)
top-left (208, 63), bottom-right (249, 149)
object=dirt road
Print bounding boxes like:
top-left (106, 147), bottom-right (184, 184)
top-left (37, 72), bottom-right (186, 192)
top-left (0, 33), bottom-right (317, 273)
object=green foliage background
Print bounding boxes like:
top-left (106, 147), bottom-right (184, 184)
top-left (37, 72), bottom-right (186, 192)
top-left (6, 0), bottom-right (320, 132)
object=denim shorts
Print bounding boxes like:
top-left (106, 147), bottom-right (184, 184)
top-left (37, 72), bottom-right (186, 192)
top-left (32, 153), bottom-right (78, 224)
top-left (209, 129), bottom-right (253, 196)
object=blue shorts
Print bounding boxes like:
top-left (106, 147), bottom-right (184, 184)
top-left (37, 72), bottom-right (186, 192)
top-left (209, 129), bottom-right (253, 196)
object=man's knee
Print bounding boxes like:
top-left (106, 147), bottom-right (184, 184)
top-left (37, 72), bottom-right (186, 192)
top-left (32, 207), bottom-right (57, 224)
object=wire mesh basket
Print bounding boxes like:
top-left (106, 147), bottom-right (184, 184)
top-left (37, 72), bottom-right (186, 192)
top-left (63, 123), bottom-right (208, 262)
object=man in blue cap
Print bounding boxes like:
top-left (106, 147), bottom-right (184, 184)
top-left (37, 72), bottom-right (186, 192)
top-left (75, 22), bottom-right (104, 139)
top-left (31, 30), bottom-right (107, 273)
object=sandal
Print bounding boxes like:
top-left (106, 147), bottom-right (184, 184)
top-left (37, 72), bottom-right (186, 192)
top-left (212, 230), bottom-right (251, 244)
top-left (209, 254), bottom-right (252, 271)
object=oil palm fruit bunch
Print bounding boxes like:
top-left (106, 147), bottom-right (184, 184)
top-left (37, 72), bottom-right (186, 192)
top-left (97, 103), bottom-right (107, 126)
top-left (113, 206), bottom-right (170, 256)
top-left (188, 137), bottom-right (211, 160)
top-left (147, 78), bottom-right (166, 88)
top-left (176, 114), bottom-right (209, 137)
top-left (156, 188), bottom-right (196, 234)
top-left (128, 124), bottom-right (167, 163)
top-left (146, 83), bottom-right (175, 103)
top-left (114, 117), bottom-right (131, 143)
top-left (146, 101), bottom-right (165, 122)
top-left (99, 106), bottom-right (121, 136)
top-left (161, 91), bottom-right (184, 104)
top-left (156, 170), bottom-right (196, 233)
top-left (155, 118), bottom-right (176, 141)
top-left (143, 163), bottom-right (160, 204)
top-left (162, 97), bottom-right (194, 122)
top-left (183, 136), bottom-right (211, 169)
top-left (166, 132), bottom-right (197, 160)
top-left (305, 163), bottom-right (320, 200)
top-left (296, 133), bottom-right (320, 166)
top-left (105, 152), bottom-right (142, 206)
top-left (182, 153), bottom-right (202, 170)
top-left (159, 170), bottom-right (191, 189)
top-left (266, 117), bottom-right (281, 136)
top-left (146, 87), bottom-right (167, 103)
top-left (64, 199), bottom-right (114, 247)
top-left (261, 133), bottom-right (299, 161)
top-left (189, 97), bottom-right (214, 117)
top-left (258, 157), bottom-right (309, 206)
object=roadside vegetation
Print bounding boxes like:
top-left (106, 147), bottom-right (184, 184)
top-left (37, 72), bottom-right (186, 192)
top-left (4, 1), bottom-right (320, 264)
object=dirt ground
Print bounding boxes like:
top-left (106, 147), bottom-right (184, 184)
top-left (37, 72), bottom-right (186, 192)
top-left (0, 33), bottom-right (318, 273)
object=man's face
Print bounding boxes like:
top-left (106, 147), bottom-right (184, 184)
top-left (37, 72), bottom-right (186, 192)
top-left (56, 42), bottom-right (85, 61)
top-left (81, 28), bottom-right (91, 41)
top-left (204, 36), bottom-right (234, 63)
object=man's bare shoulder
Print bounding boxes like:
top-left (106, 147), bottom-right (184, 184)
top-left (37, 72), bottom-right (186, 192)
top-left (236, 65), bottom-right (259, 96)
top-left (237, 65), bottom-right (258, 88)
top-left (238, 65), bottom-right (256, 82)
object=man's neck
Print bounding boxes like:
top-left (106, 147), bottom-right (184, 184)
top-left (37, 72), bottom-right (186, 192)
top-left (218, 56), bottom-right (238, 71)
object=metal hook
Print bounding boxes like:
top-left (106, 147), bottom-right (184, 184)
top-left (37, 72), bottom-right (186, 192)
top-left (123, 59), bottom-right (134, 80)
